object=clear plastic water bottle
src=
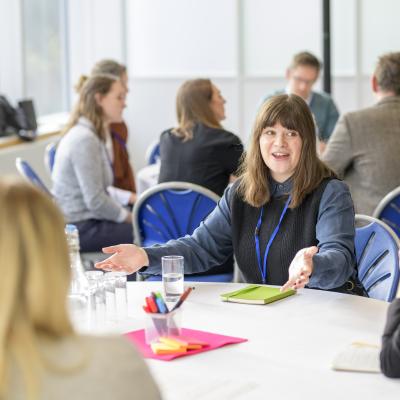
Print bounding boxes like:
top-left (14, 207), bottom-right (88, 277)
top-left (65, 224), bottom-right (89, 295)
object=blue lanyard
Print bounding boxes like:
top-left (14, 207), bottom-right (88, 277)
top-left (254, 195), bottom-right (291, 284)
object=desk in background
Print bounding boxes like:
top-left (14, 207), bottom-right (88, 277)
top-left (74, 282), bottom-right (399, 400)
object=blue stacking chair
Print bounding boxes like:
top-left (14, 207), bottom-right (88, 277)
top-left (133, 181), bottom-right (233, 282)
top-left (15, 157), bottom-right (52, 197)
top-left (145, 140), bottom-right (160, 165)
top-left (373, 186), bottom-right (400, 239)
top-left (44, 141), bottom-right (58, 173)
top-left (355, 214), bottom-right (400, 301)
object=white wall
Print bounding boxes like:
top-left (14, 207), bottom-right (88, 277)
top-left (123, 0), bottom-right (396, 172)
top-left (1, 0), bottom-right (400, 177)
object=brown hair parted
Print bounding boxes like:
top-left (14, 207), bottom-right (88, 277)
top-left (0, 177), bottom-right (74, 400)
top-left (374, 52), bottom-right (400, 95)
top-left (289, 51), bottom-right (322, 72)
top-left (238, 94), bottom-right (335, 208)
top-left (63, 74), bottom-right (119, 141)
top-left (173, 78), bottom-right (222, 141)
top-left (91, 59), bottom-right (127, 78)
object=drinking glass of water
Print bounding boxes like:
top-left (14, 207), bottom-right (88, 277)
top-left (162, 255), bottom-right (184, 302)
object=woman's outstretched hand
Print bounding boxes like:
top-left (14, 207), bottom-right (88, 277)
top-left (95, 244), bottom-right (149, 275)
top-left (280, 246), bottom-right (318, 292)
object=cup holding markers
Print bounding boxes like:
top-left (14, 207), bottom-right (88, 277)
top-left (145, 307), bottom-right (182, 345)
top-left (143, 288), bottom-right (194, 347)
top-left (162, 255), bottom-right (184, 302)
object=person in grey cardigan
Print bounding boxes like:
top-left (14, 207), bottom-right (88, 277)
top-left (52, 74), bottom-right (134, 251)
top-left (322, 52), bottom-right (400, 216)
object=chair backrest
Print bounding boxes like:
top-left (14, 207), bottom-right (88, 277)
top-left (145, 140), bottom-right (160, 165)
top-left (355, 214), bottom-right (400, 301)
top-left (15, 157), bottom-right (52, 197)
top-left (133, 181), bottom-right (219, 247)
top-left (44, 141), bottom-right (57, 173)
top-left (372, 186), bottom-right (400, 239)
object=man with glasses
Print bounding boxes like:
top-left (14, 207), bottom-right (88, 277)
top-left (261, 51), bottom-right (339, 153)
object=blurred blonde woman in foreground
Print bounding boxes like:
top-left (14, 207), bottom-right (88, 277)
top-left (0, 177), bottom-right (160, 400)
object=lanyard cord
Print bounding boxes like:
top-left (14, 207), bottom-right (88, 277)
top-left (254, 195), bottom-right (292, 284)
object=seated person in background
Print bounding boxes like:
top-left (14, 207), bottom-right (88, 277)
top-left (52, 74), bottom-right (134, 252)
top-left (380, 253), bottom-right (400, 378)
top-left (261, 51), bottom-right (339, 154)
top-left (96, 94), bottom-right (365, 296)
top-left (0, 177), bottom-right (160, 400)
top-left (322, 52), bottom-right (400, 216)
top-left (158, 78), bottom-right (244, 197)
top-left (91, 59), bottom-right (137, 195)
top-left (158, 78), bottom-right (243, 276)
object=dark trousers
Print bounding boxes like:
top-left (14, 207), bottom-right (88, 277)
top-left (73, 219), bottom-right (133, 252)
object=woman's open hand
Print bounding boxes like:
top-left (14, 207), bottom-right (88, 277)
top-left (95, 244), bottom-right (149, 275)
top-left (280, 246), bottom-right (318, 292)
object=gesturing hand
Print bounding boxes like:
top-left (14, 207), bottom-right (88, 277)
top-left (94, 244), bottom-right (149, 275)
top-left (280, 246), bottom-right (319, 292)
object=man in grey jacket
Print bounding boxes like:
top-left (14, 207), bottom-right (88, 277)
top-left (322, 52), bottom-right (400, 216)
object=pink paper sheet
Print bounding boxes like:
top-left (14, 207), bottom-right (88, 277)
top-left (125, 328), bottom-right (247, 361)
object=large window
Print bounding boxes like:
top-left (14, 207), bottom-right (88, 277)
top-left (22, 0), bottom-right (68, 115)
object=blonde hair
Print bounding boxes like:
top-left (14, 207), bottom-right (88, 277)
top-left (91, 59), bottom-right (127, 78)
top-left (173, 78), bottom-right (222, 141)
top-left (63, 74), bottom-right (119, 141)
top-left (238, 94), bottom-right (335, 208)
top-left (0, 177), bottom-right (74, 400)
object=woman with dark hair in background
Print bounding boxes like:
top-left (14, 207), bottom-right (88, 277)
top-left (158, 78), bottom-right (243, 197)
top-left (157, 78), bottom-right (243, 277)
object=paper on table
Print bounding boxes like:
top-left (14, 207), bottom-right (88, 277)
top-left (125, 328), bottom-right (247, 361)
top-left (332, 342), bottom-right (381, 373)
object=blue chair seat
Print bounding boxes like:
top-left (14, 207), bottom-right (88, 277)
top-left (355, 214), bottom-right (400, 301)
top-left (15, 157), bottom-right (52, 197)
top-left (373, 186), bottom-right (400, 239)
top-left (134, 182), bottom-right (233, 283)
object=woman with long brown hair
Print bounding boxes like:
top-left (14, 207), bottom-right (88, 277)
top-left (158, 78), bottom-right (243, 197)
top-left (52, 74), bottom-right (134, 252)
top-left (95, 94), bottom-right (364, 294)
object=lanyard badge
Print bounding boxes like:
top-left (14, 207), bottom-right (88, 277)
top-left (254, 196), bottom-right (291, 284)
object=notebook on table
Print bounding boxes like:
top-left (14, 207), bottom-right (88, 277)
top-left (220, 284), bottom-right (296, 304)
top-left (332, 342), bottom-right (381, 373)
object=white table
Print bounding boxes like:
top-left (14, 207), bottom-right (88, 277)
top-left (136, 163), bottom-right (160, 195)
top-left (76, 282), bottom-right (400, 400)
